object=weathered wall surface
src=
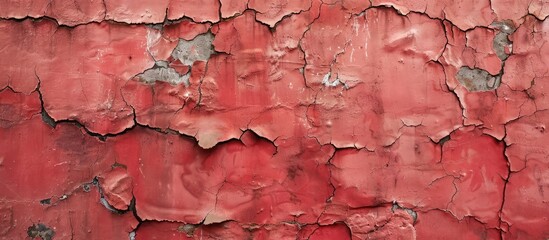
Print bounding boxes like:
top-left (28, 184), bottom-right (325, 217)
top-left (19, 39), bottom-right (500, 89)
top-left (0, 0), bottom-right (548, 239)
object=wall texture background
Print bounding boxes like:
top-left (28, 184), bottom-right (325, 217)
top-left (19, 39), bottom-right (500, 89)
top-left (1, 0), bottom-right (548, 239)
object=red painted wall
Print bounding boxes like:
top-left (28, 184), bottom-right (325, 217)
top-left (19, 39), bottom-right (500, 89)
top-left (1, 0), bottom-right (548, 239)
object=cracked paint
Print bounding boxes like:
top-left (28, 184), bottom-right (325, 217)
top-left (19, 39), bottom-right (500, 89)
top-left (1, 0), bottom-right (548, 239)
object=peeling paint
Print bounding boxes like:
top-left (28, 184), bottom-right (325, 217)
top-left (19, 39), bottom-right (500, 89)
top-left (1, 0), bottom-right (548, 239)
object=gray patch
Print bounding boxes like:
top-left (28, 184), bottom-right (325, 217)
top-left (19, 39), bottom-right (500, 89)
top-left (129, 231), bottom-right (136, 240)
top-left (493, 32), bottom-right (512, 60)
top-left (405, 208), bottom-right (418, 222)
top-left (155, 60), bottom-right (169, 68)
top-left (490, 21), bottom-right (515, 34)
top-left (171, 33), bottom-right (215, 66)
top-left (27, 223), bottom-right (55, 240)
top-left (392, 202), bottom-right (418, 224)
top-left (177, 224), bottom-right (196, 237)
top-left (135, 33), bottom-right (214, 86)
top-left (136, 66), bottom-right (190, 86)
top-left (456, 67), bottom-right (501, 92)
top-left (322, 71), bottom-right (349, 89)
top-left (490, 21), bottom-right (515, 60)
top-left (322, 72), bottom-right (341, 87)
top-left (146, 23), bottom-right (163, 30)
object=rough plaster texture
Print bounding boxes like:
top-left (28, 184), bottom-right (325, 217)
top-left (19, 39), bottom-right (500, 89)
top-left (0, 0), bottom-right (548, 239)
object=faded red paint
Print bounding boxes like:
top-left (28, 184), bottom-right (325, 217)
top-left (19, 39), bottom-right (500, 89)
top-left (1, 0), bottom-right (548, 239)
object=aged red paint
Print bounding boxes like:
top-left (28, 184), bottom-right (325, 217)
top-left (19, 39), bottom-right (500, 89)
top-left (1, 0), bottom-right (548, 239)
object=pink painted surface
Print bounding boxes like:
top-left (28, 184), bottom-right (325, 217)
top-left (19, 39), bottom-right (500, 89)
top-left (0, 0), bottom-right (548, 239)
